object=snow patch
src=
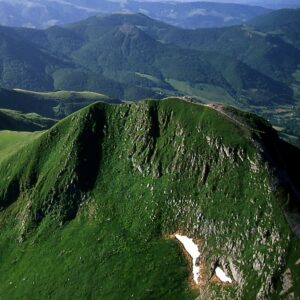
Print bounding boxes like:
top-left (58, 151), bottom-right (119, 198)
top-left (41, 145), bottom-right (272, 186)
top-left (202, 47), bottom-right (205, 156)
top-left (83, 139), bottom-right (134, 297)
top-left (215, 267), bottom-right (232, 283)
top-left (175, 234), bottom-right (200, 284)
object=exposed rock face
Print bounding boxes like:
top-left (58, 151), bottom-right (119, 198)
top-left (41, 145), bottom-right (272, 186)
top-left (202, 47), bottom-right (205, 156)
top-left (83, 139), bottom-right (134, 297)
top-left (0, 99), bottom-right (299, 299)
top-left (280, 268), bottom-right (293, 297)
top-left (121, 101), bottom-right (299, 299)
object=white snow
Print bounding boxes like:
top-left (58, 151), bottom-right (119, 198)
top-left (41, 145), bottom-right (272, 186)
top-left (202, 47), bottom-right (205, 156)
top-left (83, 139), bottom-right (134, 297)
top-left (215, 267), bottom-right (232, 283)
top-left (175, 234), bottom-right (200, 284)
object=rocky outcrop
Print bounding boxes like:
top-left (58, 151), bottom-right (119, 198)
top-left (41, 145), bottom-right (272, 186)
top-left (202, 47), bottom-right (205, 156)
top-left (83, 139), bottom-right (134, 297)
top-left (0, 99), bottom-right (299, 299)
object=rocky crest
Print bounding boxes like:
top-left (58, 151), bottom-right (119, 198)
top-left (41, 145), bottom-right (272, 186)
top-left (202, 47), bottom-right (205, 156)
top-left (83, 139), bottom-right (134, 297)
top-left (0, 98), bottom-right (299, 299)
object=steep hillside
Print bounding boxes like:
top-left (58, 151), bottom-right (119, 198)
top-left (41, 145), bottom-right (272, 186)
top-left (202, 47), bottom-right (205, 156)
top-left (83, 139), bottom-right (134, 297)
top-left (0, 99), bottom-right (299, 299)
top-left (249, 8), bottom-right (300, 49)
top-left (0, 26), bottom-right (63, 90)
top-left (158, 22), bottom-right (300, 88)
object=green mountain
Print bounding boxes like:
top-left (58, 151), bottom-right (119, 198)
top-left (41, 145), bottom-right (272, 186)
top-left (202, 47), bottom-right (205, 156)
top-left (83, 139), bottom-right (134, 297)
top-left (0, 14), bottom-right (292, 104)
top-left (0, 12), bottom-right (300, 145)
top-left (0, 99), bottom-right (299, 299)
top-left (156, 18), bottom-right (300, 88)
top-left (249, 8), bottom-right (300, 49)
top-left (0, 26), bottom-right (62, 91)
top-left (141, 9), bottom-right (300, 146)
top-left (123, 1), bottom-right (271, 29)
top-left (0, 25), bottom-right (125, 97)
top-left (0, 0), bottom-right (270, 29)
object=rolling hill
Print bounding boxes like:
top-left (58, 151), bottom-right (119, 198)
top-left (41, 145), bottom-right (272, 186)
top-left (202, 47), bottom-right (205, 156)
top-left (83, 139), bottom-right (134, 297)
top-left (0, 108), bottom-right (55, 131)
top-left (0, 99), bottom-right (299, 299)
top-left (155, 16), bottom-right (300, 88)
top-left (0, 88), bottom-right (117, 119)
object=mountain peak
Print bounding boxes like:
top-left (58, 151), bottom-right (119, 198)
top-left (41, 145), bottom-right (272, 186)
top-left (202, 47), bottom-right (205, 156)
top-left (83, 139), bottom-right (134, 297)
top-left (1, 98), bottom-right (300, 298)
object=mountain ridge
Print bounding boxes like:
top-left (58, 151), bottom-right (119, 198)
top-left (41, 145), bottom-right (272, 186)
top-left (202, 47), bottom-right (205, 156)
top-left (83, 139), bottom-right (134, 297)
top-left (0, 0), bottom-right (271, 29)
top-left (1, 11), bottom-right (300, 145)
top-left (0, 13), bottom-right (293, 104)
top-left (0, 98), bottom-right (299, 299)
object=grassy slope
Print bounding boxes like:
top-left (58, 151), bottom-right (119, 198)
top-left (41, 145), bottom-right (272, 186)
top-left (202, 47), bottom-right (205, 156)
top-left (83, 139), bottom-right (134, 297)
top-left (0, 131), bottom-right (42, 164)
top-left (0, 108), bottom-right (55, 131)
top-left (0, 99), bottom-right (299, 299)
top-left (0, 88), bottom-right (116, 119)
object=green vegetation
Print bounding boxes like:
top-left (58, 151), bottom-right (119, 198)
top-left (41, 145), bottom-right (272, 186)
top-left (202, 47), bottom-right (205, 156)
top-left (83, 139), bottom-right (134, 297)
top-left (0, 109), bottom-right (55, 131)
top-left (0, 88), bottom-right (117, 119)
top-left (0, 0), bottom-right (270, 29)
top-left (0, 11), bottom-right (300, 146)
top-left (249, 8), bottom-right (300, 50)
top-left (0, 130), bottom-right (41, 163)
top-left (0, 99), bottom-right (299, 299)
top-left (0, 12), bottom-right (299, 145)
top-left (0, 13), bottom-right (293, 104)
top-left (166, 79), bottom-right (236, 104)
top-left (292, 68), bottom-right (300, 100)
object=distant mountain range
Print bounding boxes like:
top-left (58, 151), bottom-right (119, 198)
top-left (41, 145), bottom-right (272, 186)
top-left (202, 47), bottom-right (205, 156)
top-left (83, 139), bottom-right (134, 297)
top-left (216, 0), bottom-right (300, 9)
top-left (0, 0), bottom-right (271, 29)
top-left (176, 0), bottom-right (300, 9)
top-left (0, 8), bottom-right (300, 146)
top-left (0, 12), bottom-right (293, 102)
